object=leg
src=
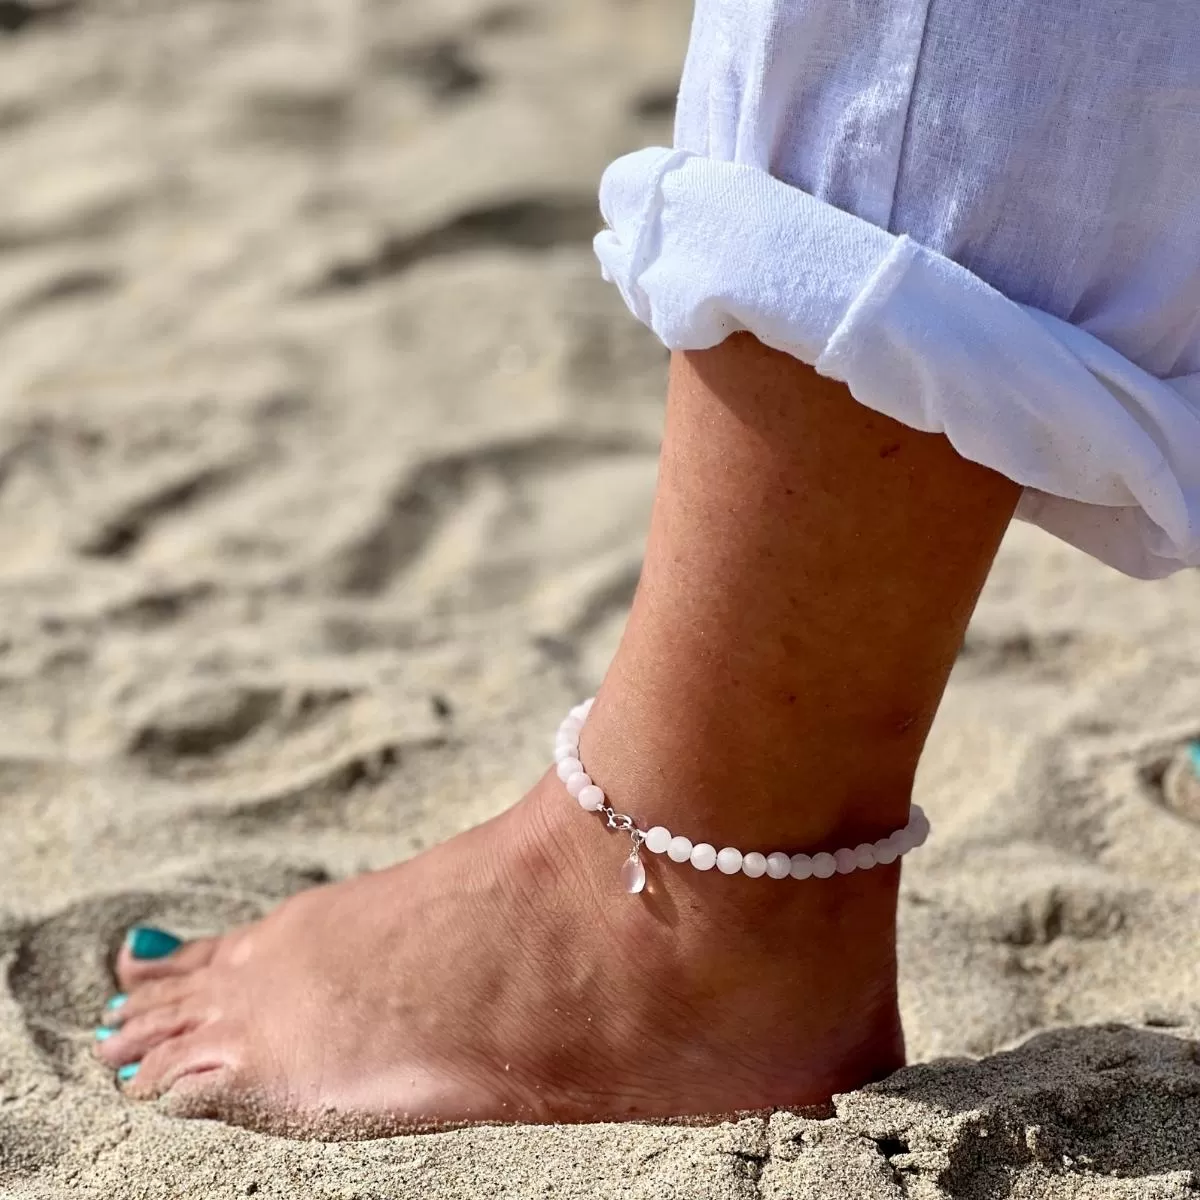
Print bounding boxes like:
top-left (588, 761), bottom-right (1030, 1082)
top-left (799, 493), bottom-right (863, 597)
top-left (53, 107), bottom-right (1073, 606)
top-left (587, 335), bottom-right (1019, 851)
top-left (94, 338), bottom-right (1018, 1134)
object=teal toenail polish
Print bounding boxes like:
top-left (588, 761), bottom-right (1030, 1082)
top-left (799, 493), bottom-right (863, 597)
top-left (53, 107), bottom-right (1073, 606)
top-left (1188, 741), bottom-right (1200, 776)
top-left (117, 1063), bottom-right (140, 1082)
top-left (106, 994), bottom-right (127, 1012)
top-left (94, 1027), bottom-right (115, 1041)
top-left (126, 927), bottom-right (182, 959)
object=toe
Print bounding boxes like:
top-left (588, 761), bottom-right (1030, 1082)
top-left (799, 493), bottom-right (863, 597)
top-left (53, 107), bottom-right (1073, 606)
top-left (99, 974), bottom-right (195, 1029)
top-left (94, 1001), bottom-right (199, 1068)
top-left (157, 1066), bottom-right (242, 1123)
top-left (155, 1059), bottom-right (284, 1136)
top-left (115, 930), bottom-right (219, 988)
top-left (123, 1027), bottom-right (233, 1102)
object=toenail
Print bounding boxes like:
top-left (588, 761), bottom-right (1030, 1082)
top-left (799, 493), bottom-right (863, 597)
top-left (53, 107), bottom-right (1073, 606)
top-left (94, 1027), bottom-right (115, 1041)
top-left (126, 927), bottom-right (183, 959)
top-left (1188, 741), bottom-right (1200, 776)
top-left (106, 993), bottom-right (127, 1010)
top-left (117, 1063), bottom-right (140, 1082)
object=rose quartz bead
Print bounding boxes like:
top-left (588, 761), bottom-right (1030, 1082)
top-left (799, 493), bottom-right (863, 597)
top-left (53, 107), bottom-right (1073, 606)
top-left (716, 847), bottom-right (743, 875)
top-left (645, 826), bottom-right (672, 855)
top-left (690, 842), bottom-right (717, 871)
top-left (565, 771), bottom-right (591, 798)
top-left (873, 836), bottom-right (900, 865)
top-left (811, 852), bottom-right (837, 879)
top-left (554, 744), bottom-right (579, 762)
top-left (854, 843), bottom-right (878, 870)
top-left (621, 856), bottom-right (646, 893)
top-left (667, 836), bottom-right (693, 863)
top-left (789, 853), bottom-right (813, 880)
top-left (741, 852), bottom-right (767, 878)
top-left (556, 757), bottom-right (583, 782)
top-left (834, 848), bottom-right (858, 875)
top-left (909, 807), bottom-right (930, 846)
top-left (578, 785), bottom-right (605, 812)
top-left (765, 852), bottom-right (791, 879)
top-left (891, 826), bottom-right (914, 855)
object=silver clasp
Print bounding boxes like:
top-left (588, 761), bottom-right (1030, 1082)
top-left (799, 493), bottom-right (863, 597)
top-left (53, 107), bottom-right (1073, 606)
top-left (601, 804), bottom-right (645, 852)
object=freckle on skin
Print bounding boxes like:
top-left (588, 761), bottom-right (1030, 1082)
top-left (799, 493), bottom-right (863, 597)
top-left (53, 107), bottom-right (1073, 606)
top-left (880, 443), bottom-right (902, 459)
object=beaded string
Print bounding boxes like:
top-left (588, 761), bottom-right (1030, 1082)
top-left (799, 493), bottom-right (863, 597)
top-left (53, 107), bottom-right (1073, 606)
top-left (554, 698), bottom-right (930, 893)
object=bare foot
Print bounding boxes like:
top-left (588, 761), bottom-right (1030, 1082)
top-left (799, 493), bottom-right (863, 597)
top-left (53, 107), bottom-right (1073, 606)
top-left (93, 772), bottom-right (904, 1136)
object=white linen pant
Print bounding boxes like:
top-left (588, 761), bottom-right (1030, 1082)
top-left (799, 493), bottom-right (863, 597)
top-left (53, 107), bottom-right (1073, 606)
top-left (595, 0), bottom-right (1200, 578)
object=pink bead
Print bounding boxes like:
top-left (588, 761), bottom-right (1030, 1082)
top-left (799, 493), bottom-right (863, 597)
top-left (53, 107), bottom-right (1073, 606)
top-left (556, 757), bottom-right (582, 782)
top-left (811, 852), bottom-right (837, 879)
top-left (873, 836), bottom-right (900, 865)
top-left (834, 848), bottom-right (858, 875)
top-left (716, 847), bottom-right (743, 875)
top-left (854, 843), bottom-right (877, 870)
top-left (578, 785), bottom-right (605, 812)
top-left (621, 856), bottom-right (646, 894)
top-left (690, 843), bottom-right (717, 871)
top-left (565, 771), bottom-right (591, 798)
top-left (554, 744), bottom-right (578, 762)
top-left (765, 852), bottom-right (791, 879)
top-left (789, 854), bottom-right (813, 880)
top-left (909, 807), bottom-right (930, 847)
top-left (667, 836), bottom-right (693, 863)
top-left (645, 826), bottom-right (672, 855)
top-left (742, 852), bottom-right (767, 878)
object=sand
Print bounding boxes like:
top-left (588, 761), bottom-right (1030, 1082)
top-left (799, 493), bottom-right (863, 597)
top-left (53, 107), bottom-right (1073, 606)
top-left (1, 0), bottom-right (1199, 1195)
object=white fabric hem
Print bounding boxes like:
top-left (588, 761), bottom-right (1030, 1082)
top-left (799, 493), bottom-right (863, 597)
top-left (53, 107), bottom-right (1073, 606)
top-left (595, 147), bottom-right (1200, 580)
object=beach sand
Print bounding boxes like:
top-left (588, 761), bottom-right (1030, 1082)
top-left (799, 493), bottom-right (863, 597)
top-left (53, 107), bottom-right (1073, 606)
top-left (1, 0), bottom-right (1199, 1195)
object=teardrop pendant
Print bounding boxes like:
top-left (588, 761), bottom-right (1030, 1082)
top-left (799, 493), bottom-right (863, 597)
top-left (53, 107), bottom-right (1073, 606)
top-left (620, 852), bottom-right (646, 894)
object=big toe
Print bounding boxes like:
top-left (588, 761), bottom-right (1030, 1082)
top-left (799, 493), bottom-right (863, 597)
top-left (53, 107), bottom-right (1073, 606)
top-left (156, 1066), bottom-right (261, 1129)
top-left (122, 1025), bottom-right (234, 1103)
top-left (116, 927), bottom-right (218, 988)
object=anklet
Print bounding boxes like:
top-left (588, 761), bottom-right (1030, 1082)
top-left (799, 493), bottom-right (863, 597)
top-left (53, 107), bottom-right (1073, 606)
top-left (554, 700), bottom-right (929, 893)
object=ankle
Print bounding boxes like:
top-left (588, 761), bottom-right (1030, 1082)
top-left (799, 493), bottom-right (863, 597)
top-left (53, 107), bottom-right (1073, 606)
top-left (522, 766), bottom-right (902, 994)
top-left (573, 684), bottom-right (917, 862)
top-left (518, 771), bottom-right (905, 1103)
